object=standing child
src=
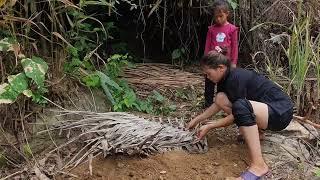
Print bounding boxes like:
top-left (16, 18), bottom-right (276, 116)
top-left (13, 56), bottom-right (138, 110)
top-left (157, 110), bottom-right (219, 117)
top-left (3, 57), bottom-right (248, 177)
top-left (204, 0), bottom-right (239, 108)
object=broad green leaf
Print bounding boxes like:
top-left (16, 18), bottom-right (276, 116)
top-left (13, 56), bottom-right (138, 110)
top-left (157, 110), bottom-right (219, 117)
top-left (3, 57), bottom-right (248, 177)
top-left (0, 83), bottom-right (19, 104)
top-left (31, 56), bottom-right (48, 71)
top-left (124, 90), bottom-right (136, 107)
top-left (82, 74), bottom-right (100, 87)
top-left (98, 72), bottom-right (116, 105)
top-left (96, 71), bottom-right (121, 90)
top-left (21, 57), bottom-right (48, 87)
top-left (0, 38), bottom-right (11, 51)
top-left (152, 90), bottom-right (165, 102)
top-left (8, 73), bottom-right (28, 94)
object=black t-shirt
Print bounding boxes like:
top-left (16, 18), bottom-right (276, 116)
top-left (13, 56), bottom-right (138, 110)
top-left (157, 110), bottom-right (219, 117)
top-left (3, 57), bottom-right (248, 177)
top-left (217, 68), bottom-right (294, 115)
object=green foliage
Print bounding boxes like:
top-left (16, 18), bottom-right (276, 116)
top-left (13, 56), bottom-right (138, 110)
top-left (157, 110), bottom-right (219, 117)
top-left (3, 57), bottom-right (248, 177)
top-left (21, 57), bottom-right (48, 88)
top-left (0, 38), bottom-right (12, 51)
top-left (112, 80), bottom-right (137, 111)
top-left (148, 90), bottom-right (176, 115)
top-left (249, 2), bottom-right (320, 113)
top-left (64, 46), bottom-right (93, 73)
top-left (96, 70), bottom-right (121, 105)
top-left (151, 90), bottom-right (165, 102)
top-left (79, 55), bottom-right (175, 115)
top-left (105, 54), bottom-right (134, 78)
top-left (284, 12), bottom-right (319, 111)
top-left (0, 40), bottom-right (48, 104)
top-left (82, 73), bottom-right (100, 87)
top-left (67, 9), bottom-right (110, 55)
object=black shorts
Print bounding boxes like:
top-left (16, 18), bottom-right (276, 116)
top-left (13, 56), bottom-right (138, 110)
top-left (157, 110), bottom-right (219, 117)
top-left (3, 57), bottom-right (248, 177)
top-left (267, 106), bottom-right (293, 131)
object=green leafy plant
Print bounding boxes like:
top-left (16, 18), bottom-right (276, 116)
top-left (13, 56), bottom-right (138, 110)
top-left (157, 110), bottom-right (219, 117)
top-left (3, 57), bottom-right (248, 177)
top-left (249, 2), bottom-right (320, 113)
top-left (78, 54), bottom-right (145, 112)
top-left (105, 54), bottom-right (134, 78)
top-left (81, 58), bottom-right (175, 115)
top-left (284, 12), bottom-right (319, 111)
top-left (149, 90), bottom-right (176, 115)
top-left (0, 39), bottom-right (48, 104)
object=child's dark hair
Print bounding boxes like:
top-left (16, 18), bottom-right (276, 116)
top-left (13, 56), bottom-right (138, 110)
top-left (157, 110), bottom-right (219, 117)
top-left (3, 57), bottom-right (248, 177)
top-left (200, 50), bottom-right (230, 69)
top-left (212, 0), bottom-right (230, 14)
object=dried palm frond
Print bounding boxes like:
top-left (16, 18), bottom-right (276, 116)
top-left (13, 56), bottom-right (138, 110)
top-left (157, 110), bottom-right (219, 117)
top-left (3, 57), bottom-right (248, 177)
top-left (40, 110), bottom-right (208, 168)
top-left (122, 63), bottom-right (203, 98)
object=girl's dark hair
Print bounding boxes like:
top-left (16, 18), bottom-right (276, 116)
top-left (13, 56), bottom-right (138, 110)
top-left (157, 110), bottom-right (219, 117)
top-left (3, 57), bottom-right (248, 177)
top-left (200, 50), bottom-right (230, 69)
top-left (212, 0), bottom-right (230, 14)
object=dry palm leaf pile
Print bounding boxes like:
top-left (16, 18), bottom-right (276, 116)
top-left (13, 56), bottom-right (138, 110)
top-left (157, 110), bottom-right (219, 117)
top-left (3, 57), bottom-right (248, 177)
top-left (41, 110), bottom-right (208, 169)
top-left (121, 63), bottom-right (203, 97)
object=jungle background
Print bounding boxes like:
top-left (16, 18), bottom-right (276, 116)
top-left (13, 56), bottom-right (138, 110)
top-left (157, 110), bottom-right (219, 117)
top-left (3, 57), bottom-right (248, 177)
top-left (0, 0), bottom-right (320, 179)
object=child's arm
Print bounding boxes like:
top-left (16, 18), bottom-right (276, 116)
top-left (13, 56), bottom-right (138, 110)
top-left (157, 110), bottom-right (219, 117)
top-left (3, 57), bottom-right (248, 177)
top-left (204, 28), bottom-right (212, 55)
top-left (198, 114), bottom-right (234, 139)
top-left (231, 27), bottom-right (239, 65)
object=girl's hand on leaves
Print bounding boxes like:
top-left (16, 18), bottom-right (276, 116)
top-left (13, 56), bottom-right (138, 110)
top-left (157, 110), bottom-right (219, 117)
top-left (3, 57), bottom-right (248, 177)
top-left (197, 125), bottom-right (211, 140)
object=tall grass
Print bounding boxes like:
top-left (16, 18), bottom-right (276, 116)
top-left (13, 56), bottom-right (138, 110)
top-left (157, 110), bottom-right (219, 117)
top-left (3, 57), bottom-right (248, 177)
top-left (285, 14), bottom-right (313, 112)
top-left (284, 6), bottom-right (320, 112)
top-left (250, 3), bottom-right (320, 114)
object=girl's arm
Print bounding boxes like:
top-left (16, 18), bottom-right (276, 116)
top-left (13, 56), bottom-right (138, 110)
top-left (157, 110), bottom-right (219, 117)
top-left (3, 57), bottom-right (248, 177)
top-left (230, 27), bottom-right (239, 65)
top-left (198, 114), bottom-right (235, 139)
top-left (206, 114), bottom-right (234, 129)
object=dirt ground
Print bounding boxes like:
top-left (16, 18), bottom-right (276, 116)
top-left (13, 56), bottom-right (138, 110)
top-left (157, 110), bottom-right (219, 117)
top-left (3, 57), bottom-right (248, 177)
top-left (58, 127), bottom-right (248, 180)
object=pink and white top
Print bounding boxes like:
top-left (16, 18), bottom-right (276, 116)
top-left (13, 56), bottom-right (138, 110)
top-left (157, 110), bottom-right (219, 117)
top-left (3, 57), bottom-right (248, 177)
top-left (204, 23), bottom-right (239, 64)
